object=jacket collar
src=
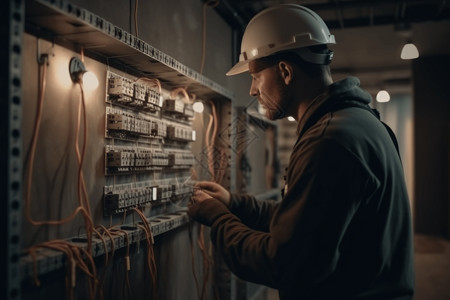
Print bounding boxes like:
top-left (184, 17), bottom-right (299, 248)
top-left (296, 77), bottom-right (371, 136)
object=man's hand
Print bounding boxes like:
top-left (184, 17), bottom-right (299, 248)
top-left (188, 191), bottom-right (229, 227)
top-left (190, 188), bottom-right (213, 204)
top-left (194, 181), bottom-right (230, 207)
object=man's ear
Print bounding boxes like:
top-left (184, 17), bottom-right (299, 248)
top-left (278, 61), bottom-right (294, 85)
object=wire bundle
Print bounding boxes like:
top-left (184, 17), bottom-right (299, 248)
top-left (170, 87), bottom-right (195, 104)
top-left (133, 207), bottom-right (158, 300)
top-left (190, 98), bottom-right (229, 300)
top-left (28, 240), bottom-right (99, 300)
top-left (135, 77), bottom-right (162, 94)
top-left (24, 50), bottom-right (131, 300)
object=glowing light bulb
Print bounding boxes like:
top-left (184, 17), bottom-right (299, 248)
top-left (193, 101), bottom-right (204, 113)
top-left (401, 43), bottom-right (419, 60)
top-left (287, 116), bottom-right (295, 121)
top-left (376, 90), bottom-right (390, 103)
top-left (82, 71), bottom-right (99, 91)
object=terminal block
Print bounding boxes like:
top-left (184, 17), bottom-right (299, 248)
top-left (172, 182), bottom-right (194, 198)
top-left (106, 146), bottom-right (170, 174)
top-left (149, 150), bottom-right (169, 167)
top-left (184, 104), bottom-right (194, 118)
top-left (107, 113), bottom-right (131, 131)
top-left (163, 99), bottom-right (185, 114)
top-left (166, 125), bottom-right (195, 142)
top-left (168, 151), bottom-right (195, 167)
top-left (103, 182), bottom-right (155, 215)
top-left (155, 184), bottom-right (173, 201)
top-left (107, 110), bottom-right (161, 137)
top-left (131, 82), bottom-right (146, 107)
top-left (108, 76), bottom-right (134, 103)
top-left (151, 119), bottom-right (167, 138)
top-left (106, 148), bottom-right (135, 167)
top-left (144, 88), bottom-right (163, 111)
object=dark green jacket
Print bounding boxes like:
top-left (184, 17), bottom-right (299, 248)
top-left (199, 77), bottom-right (414, 299)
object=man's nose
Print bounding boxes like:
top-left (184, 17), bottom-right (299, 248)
top-left (249, 84), bottom-right (259, 97)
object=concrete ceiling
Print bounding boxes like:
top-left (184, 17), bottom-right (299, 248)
top-left (212, 0), bottom-right (450, 95)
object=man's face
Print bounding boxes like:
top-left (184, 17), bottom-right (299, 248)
top-left (248, 60), bottom-right (289, 120)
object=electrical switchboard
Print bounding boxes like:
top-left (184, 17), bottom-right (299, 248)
top-left (104, 71), bottom-right (196, 215)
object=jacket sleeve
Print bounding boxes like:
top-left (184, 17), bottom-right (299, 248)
top-left (229, 193), bottom-right (279, 232)
top-left (209, 138), bottom-right (379, 288)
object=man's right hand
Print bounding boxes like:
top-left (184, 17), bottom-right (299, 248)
top-left (194, 181), bottom-right (231, 207)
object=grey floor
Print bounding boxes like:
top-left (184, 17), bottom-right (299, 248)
top-left (266, 234), bottom-right (450, 300)
top-left (414, 234), bottom-right (450, 300)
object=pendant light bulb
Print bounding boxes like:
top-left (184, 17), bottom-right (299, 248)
top-left (401, 42), bottom-right (419, 60)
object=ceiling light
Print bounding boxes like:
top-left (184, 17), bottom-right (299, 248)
top-left (376, 90), bottom-right (390, 103)
top-left (401, 42), bottom-right (419, 60)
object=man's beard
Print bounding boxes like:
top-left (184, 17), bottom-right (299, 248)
top-left (260, 91), bottom-right (289, 120)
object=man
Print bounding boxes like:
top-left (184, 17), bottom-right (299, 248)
top-left (188, 4), bottom-right (414, 299)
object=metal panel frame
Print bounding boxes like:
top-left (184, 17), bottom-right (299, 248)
top-left (3, 1), bottom-right (25, 300)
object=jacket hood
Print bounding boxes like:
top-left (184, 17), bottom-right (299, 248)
top-left (326, 76), bottom-right (372, 105)
top-left (297, 77), bottom-right (373, 135)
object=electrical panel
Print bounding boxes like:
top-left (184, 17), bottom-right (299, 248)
top-left (104, 71), bottom-right (196, 216)
top-left (20, 1), bottom-right (235, 299)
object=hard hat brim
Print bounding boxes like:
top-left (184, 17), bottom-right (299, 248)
top-left (226, 61), bottom-right (249, 76)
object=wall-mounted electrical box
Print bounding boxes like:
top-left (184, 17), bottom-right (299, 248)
top-left (16, 0), bottom-right (235, 299)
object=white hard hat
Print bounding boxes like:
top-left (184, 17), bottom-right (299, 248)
top-left (226, 4), bottom-right (336, 76)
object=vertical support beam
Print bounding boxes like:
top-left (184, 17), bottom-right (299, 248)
top-left (2, 0), bottom-right (24, 299)
top-left (413, 55), bottom-right (450, 238)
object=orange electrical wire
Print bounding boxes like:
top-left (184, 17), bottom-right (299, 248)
top-left (133, 208), bottom-right (157, 300)
top-left (75, 83), bottom-right (91, 216)
top-left (134, 0), bottom-right (139, 37)
top-left (204, 100), bottom-right (219, 180)
top-left (189, 100), bottom-right (219, 300)
top-left (205, 114), bottom-right (215, 179)
top-left (25, 59), bottom-right (94, 231)
top-left (28, 240), bottom-right (99, 300)
top-left (75, 82), bottom-right (96, 256)
top-left (94, 224), bottom-right (118, 300)
top-left (110, 228), bottom-right (132, 300)
top-left (24, 58), bottom-right (80, 225)
top-left (198, 225), bottom-right (210, 300)
top-left (208, 99), bottom-right (229, 183)
top-left (188, 222), bottom-right (203, 299)
top-left (195, 99), bottom-right (229, 299)
top-left (170, 87), bottom-right (193, 104)
top-left (25, 54), bottom-right (103, 300)
top-left (136, 77), bottom-right (162, 94)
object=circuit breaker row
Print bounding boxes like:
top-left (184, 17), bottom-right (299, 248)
top-left (105, 145), bottom-right (195, 171)
top-left (103, 179), bottom-right (194, 215)
top-left (108, 74), bottom-right (163, 111)
top-left (106, 109), bottom-right (167, 137)
top-left (108, 72), bottom-right (195, 119)
top-left (106, 107), bottom-right (195, 142)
